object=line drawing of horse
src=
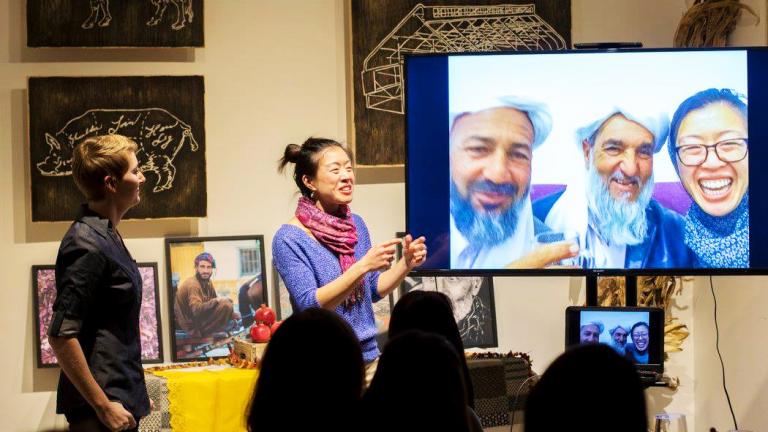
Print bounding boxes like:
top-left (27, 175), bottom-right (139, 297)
top-left (81, 0), bottom-right (194, 31)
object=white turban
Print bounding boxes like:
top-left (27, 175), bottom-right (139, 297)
top-left (576, 104), bottom-right (670, 153)
top-left (450, 95), bottom-right (553, 150)
top-left (581, 321), bottom-right (604, 334)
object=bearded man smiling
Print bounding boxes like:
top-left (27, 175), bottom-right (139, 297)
top-left (534, 106), bottom-right (697, 269)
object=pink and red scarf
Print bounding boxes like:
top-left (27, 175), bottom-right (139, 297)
top-left (295, 196), bottom-right (362, 307)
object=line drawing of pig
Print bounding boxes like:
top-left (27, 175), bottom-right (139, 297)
top-left (37, 108), bottom-right (200, 193)
top-left (82, 0), bottom-right (194, 31)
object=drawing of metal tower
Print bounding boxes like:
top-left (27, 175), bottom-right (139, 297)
top-left (361, 3), bottom-right (567, 115)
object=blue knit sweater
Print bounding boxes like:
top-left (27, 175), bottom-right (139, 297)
top-left (272, 214), bottom-right (382, 362)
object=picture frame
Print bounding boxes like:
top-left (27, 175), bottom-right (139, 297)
top-left (28, 75), bottom-right (207, 221)
top-left (32, 262), bottom-right (164, 368)
top-left (399, 274), bottom-right (498, 349)
top-left (271, 262), bottom-right (293, 321)
top-left (165, 235), bottom-right (267, 362)
top-left (27, 0), bottom-right (205, 47)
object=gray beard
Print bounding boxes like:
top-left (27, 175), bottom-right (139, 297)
top-left (450, 181), bottom-right (529, 249)
top-left (585, 154), bottom-right (653, 246)
top-left (610, 341), bottom-right (627, 355)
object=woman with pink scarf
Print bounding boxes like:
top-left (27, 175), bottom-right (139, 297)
top-left (272, 137), bottom-right (427, 384)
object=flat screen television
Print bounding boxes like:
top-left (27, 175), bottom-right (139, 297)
top-left (405, 47), bottom-right (768, 275)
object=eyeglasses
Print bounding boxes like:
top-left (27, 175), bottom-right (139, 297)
top-left (676, 138), bottom-right (748, 167)
top-left (632, 332), bottom-right (649, 338)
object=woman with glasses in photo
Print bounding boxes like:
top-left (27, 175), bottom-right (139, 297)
top-left (668, 88), bottom-right (749, 268)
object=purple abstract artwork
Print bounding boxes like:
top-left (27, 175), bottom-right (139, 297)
top-left (34, 264), bottom-right (163, 367)
top-left (138, 266), bottom-right (161, 362)
top-left (35, 269), bottom-right (57, 366)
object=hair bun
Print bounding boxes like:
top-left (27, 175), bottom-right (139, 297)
top-left (284, 143), bottom-right (301, 164)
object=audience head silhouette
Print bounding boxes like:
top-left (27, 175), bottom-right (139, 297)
top-left (364, 330), bottom-right (472, 432)
top-left (246, 307), bottom-right (363, 432)
top-left (525, 344), bottom-right (647, 432)
top-left (388, 290), bottom-right (475, 406)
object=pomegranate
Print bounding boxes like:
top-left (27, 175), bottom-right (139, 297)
top-left (270, 320), bottom-right (282, 335)
top-left (254, 304), bottom-right (276, 326)
top-left (250, 323), bottom-right (271, 343)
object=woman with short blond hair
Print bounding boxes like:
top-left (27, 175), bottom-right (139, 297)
top-left (71, 134), bottom-right (138, 200)
top-left (48, 134), bottom-right (150, 431)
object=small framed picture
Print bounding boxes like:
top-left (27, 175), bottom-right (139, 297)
top-left (32, 263), bottom-right (164, 368)
top-left (165, 235), bottom-right (267, 362)
top-left (272, 262), bottom-right (293, 321)
top-left (399, 274), bottom-right (498, 349)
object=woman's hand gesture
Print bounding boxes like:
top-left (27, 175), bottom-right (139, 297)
top-left (359, 239), bottom-right (400, 272)
top-left (402, 234), bottom-right (427, 270)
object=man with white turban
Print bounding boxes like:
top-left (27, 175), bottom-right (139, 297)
top-left (533, 106), bottom-right (697, 268)
top-left (450, 96), bottom-right (578, 269)
top-left (579, 321), bottom-right (604, 344)
top-left (608, 325), bottom-right (629, 355)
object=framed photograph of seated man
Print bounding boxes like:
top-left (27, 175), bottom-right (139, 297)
top-left (399, 275), bottom-right (498, 349)
top-left (165, 235), bottom-right (267, 362)
top-left (32, 263), bottom-right (164, 368)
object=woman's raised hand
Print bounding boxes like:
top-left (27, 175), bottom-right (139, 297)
top-left (359, 239), bottom-right (401, 272)
top-left (402, 234), bottom-right (427, 269)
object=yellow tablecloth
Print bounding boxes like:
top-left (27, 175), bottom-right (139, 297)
top-left (151, 367), bottom-right (259, 432)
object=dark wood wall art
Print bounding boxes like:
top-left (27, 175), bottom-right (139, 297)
top-left (351, 1), bottom-right (571, 166)
top-left (27, 0), bottom-right (204, 47)
top-left (28, 76), bottom-right (206, 221)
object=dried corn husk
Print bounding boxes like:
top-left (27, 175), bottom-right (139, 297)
top-left (674, 0), bottom-right (759, 48)
top-left (597, 276), bottom-right (627, 306)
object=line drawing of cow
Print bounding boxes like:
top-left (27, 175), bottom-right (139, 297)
top-left (81, 0), bottom-right (194, 31)
top-left (37, 108), bottom-right (200, 193)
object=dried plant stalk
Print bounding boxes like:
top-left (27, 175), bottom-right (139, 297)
top-left (597, 276), bottom-right (626, 307)
top-left (637, 276), bottom-right (690, 361)
top-left (674, 0), bottom-right (759, 47)
top-left (637, 276), bottom-right (680, 308)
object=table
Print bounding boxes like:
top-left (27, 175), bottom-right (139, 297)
top-left (139, 365), bottom-right (259, 432)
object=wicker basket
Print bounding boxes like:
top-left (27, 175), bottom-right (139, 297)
top-left (233, 338), bottom-right (268, 363)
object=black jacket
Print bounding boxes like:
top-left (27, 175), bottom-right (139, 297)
top-left (48, 204), bottom-right (150, 419)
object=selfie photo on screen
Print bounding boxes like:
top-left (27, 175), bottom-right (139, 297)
top-left (442, 50), bottom-right (749, 270)
top-left (578, 310), bottom-right (651, 365)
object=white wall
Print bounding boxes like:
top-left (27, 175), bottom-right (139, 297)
top-left (693, 276), bottom-right (768, 432)
top-left (1, 1), bottom-right (766, 430)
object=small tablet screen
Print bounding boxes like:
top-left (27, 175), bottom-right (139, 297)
top-left (565, 307), bottom-right (664, 369)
